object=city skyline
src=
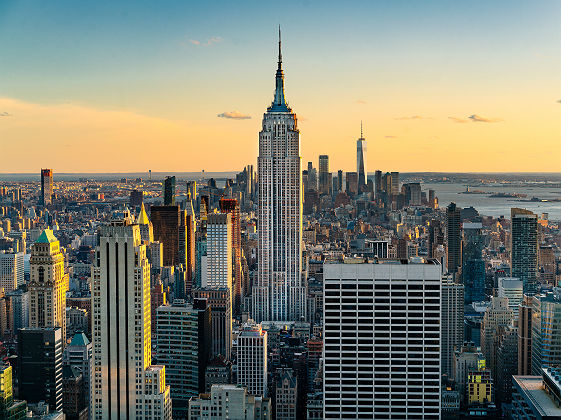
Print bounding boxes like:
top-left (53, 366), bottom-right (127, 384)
top-left (1, 0), bottom-right (560, 173)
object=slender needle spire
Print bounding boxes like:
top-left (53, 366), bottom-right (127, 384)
top-left (361, 120), bottom-right (363, 138)
top-left (269, 26), bottom-right (290, 112)
top-left (278, 25), bottom-right (282, 69)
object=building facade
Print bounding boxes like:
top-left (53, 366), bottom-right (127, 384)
top-left (28, 229), bottom-right (69, 344)
top-left (91, 215), bottom-right (171, 419)
top-left (253, 32), bottom-right (305, 322)
top-left (237, 322), bottom-right (268, 397)
top-left (323, 260), bottom-right (441, 419)
top-left (511, 208), bottom-right (539, 295)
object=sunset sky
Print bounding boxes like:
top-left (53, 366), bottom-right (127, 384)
top-left (1, 0), bottom-right (560, 173)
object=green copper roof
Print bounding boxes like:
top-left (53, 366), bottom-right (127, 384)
top-left (69, 332), bottom-right (90, 347)
top-left (36, 229), bottom-right (58, 244)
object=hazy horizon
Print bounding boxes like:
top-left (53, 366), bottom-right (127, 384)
top-left (1, 0), bottom-right (560, 173)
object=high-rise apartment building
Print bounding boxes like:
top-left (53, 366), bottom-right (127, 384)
top-left (480, 296), bottom-right (513, 381)
top-left (18, 327), bottom-right (63, 412)
top-left (204, 213), bottom-right (232, 290)
top-left (253, 32), bottom-right (305, 322)
top-left (151, 205), bottom-right (193, 275)
top-left (91, 215), bottom-right (172, 419)
top-left (323, 260), bottom-right (441, 419)
top-left (447, 203), bottom-right (462, 275)
top-left (442, 276), bottom-right (464, 379)
top-left (318, 155), bottom-right (330, 195)
top-left (155, 299), bottom-right (211, 417)
top-left (163, 176), bottom-right (176, 206)
top-left (0, 251), bottom-right (24, 293)
top-left (518, 295), bottom-right (533, 375)
top-left (192, 288), bottom-right (232, 360)
top-left (462, 222), bottom-right (485, 303)
top-left (237, 322), bottom-right (268, 397)
top-left (497, 277), bottom-right (523, 316)
top-left (511, 208), bottom-right (539, 295)
top-left (220, 198), bottom-right (243, 315)
top-left (40, 168), bottom-right (53, 206)
top-left (356, 126), bottom-right (367, 189)
top-left (28, 229), bottom-right (69, 344)
top-left (531, 292), bottom-right (561, 375)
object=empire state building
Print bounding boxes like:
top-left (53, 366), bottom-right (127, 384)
top-left (253, 30), bottom-right (306, 322)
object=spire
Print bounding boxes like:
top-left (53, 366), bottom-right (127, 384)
top-left (360, 121), bottom-right (363, 138)
top-left (269, 26), bottom-right (290, 112)
top-left (278, 25), bottom-right (282, 70)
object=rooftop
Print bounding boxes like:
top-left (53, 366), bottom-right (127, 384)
top-left (36, 229), bottom-right (58, 244)
top-left (513, 375), bottom-right (561, 416)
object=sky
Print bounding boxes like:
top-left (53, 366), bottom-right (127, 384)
top-left (0, 0), bottom-right (560, 173)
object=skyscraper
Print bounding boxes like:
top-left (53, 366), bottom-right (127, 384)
top-left (0, 251), bottom-right (24, 293)
top-left (337, 170), bottom-right (343, 193)
top-left (462, 222), bottom-right (485, 303)
top-left (237, 322), bottom-right (268, 397)
top-left (155, 299), bottom-right (211, 417)
top-left (219, 198), bottom-right (243, 314)
top-left (91, 214), bottom-right (172, 419)
top-left (323, 260), bottom-right (441, 418)
top-left (204, 213), bottom-right (232, 290)
top-left (18, 327), bottom-right (63, 412)
top-left (511, 208), bottom-right (539, 295)
top-left (441, 275), bottom-right (464, 379)
top-left (163, 175), bottom-right (176, 206)
top-left (390, 171), bottom-right (400, 195)
top-left (253, 30), bottom-right (306, 322)
top-left (40, 168), bottom-right (53, 206)
top-left (356, 123), bottom-right (367, 189)
top-left (447, 203), bottom-right (462, 275)
top-left (345, 172), bottom-right (358, 196)
top-left (192, 288), bottom-right (232, 359)
top-left (318, 155), bottom-right (330, 195)
top-left (531, 292), bottom-right (561, 375)
top-left (28, 229), bottom-right (69, 344)
top-left (374, 170), bottom-right (382, 197)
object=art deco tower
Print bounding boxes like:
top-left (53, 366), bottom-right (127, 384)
top-left (91, 213), bottom-right (171, 419)
top-left (253, 29), bottom-right (306, 322)
top-left (28, 229), bottom-right (69, 343)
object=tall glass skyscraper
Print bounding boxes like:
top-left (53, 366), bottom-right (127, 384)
top-left (447, 203), bottom-right (462, 274)
top-left (163, 175), bottom-right (176, 206)
top-left (463, 222), bottom-right (485, 303)
top-left (356, 124), bottom-right (367, 189)
top-left (511, 208), bottom-right (538, 295)
top-left (253, 30), bottom-right (306, 322)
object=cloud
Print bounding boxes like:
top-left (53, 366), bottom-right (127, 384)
top-left (217, 111), bottom-right (251, 120)
top-left (355, 100), bottom-right (367, 105)
top-left (385, 135), bottom-right (397, 138)
top-left (557, 100), bottom-right (561, 103)
top-left (468, 114), bottom-right (502, 123)
top-left (394, 115), bottom-right (428, 120)
top-left (448, 116), bottom-right (469, 123)
top-left (189, 36), bottom-right (223, 47)
top-left (0, 112), bottom-right (11, 117)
